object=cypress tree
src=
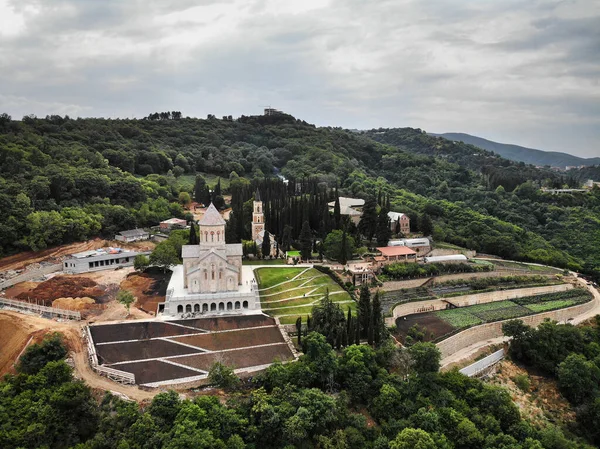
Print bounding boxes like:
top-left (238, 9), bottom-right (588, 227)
top-left (299, 220), bottom-right (312, 260)
top-left (368, 309), bottom-right (374, 346)
top-left (296, 317), bottom-right (302, 346)
top-left (194, 175), bottom-right (207, 203)
top-left (342, 326), bottom-right (348, 347)
top-left (188, 222), bottom-right (198, 245)
top-left (340, 229), bottom-right (349, 265)
top-left (307, 315), bottom-right (312, 331)
top-left (261, 230), bottom-right (271, 259)
top-left (358, 284), bottom-right (371, 338)
top-left (348, 315), bottom-right (355, 346)
top-left (354, 312), bottom-right (360, 345)
top-left (376, 206), bottom-right (392, 246)
top-left (347, 308), bottom-right (352, 335)
top-left (333, 193), bottom-right (341, 229)
top-left (359, 196), bottom-right (378, 243)
top-left (372, 290), bottom-right (383, 347)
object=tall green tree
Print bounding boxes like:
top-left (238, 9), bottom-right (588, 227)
top-left (372, 290), bottom-right (384, 347)
top-left (299, 220), bottom-right (312, 260)
top-left (261, 230), bottom-right (271, 258)
top-left (419, 213), bottom-right (434, 237)
top-left (359, 196), bottom-right (378, 242)
top-left (358, 284), bottom-right (371, 339)
top-left (323, 229), bottom-right (356, 264)
top-left (376, 206), bottom-right (392, 246)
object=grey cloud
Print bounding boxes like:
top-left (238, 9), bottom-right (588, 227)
top-left (0, 0), bottom-right (599, 157)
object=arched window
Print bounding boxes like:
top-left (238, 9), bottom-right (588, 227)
top-left (211, 303), bottom-right (216, 311)
top-left (194, 304), bottom-right (200, 312)
top-left (211, 231), bottom-right (214, 242)
top-left (242, 301), bottom-right (248, 309)
top-left (219, 302), bottom-right (224, 311)
top-left (219, 271), bottom-right (222, 279)
top-left (177, 305), bottom-right (183, 313)
top-left (204, 271), bottom-right (207, 280)
top-left (217, 231), bottom-right (220, 241)
top-left (185, 304), bottom-right (192, 313)
top-left (202, 303), bottom-right (208, 312)
top-left (211, 264), bottom-right (215, 280)
top-left (235, 301), bottom-right (240, 310)
top-left (227, 302), bottom-right (232, 310)
top-left (204, 231), bottom-right (208, 242)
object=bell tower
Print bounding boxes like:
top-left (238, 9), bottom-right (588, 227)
top-left (251, 189), bottom-right (264, 241)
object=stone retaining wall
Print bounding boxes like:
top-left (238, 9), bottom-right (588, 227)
top-left (436, 299), bottom-right (596, 358)
top-left (392, 283), bottom-right (573, 318)
top-left (446, 284), bottom-right (572, 307)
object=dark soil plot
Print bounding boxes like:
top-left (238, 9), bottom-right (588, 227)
top-left (171, 343), bottom-right (294, 372)
top-left (172, 326), bottom-right (284, 351)
top-left (173, 314), bottom-right (276, 331)
top-left (90, 321), bottom-right (202, 344)
top-left (394, 313), bottom-right (456, 342)
top-left (109, 360), bottom-right (202, 385)
top-left (96, 339), bottom-right (202, 364)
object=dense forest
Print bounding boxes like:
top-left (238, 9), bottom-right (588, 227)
top-left (2, 325), bottom-right (598, 449)
top-left (0, 112), bottom-right (598, 280)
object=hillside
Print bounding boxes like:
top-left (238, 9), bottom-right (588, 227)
top-left (430, 132), bottom-right (600, 169)
top-left (0, 114), bottom-right (599, 281)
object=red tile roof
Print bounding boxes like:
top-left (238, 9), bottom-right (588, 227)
top-left (376, 246), bottom-right (417, 257)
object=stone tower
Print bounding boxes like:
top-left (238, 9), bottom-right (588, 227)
top-left (251, 189), bottom-right (264, 241)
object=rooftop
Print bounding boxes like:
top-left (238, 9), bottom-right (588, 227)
top-left (199, 203), bottom-right (226, 226)
top-left (376, 246), bottom-right (417, 257)
top-left (118, 228), bottom-right (148, 237)
top-left (328, 197), bottom-right (365, 208)
top-left (161, 218), bottom-right (187, 224)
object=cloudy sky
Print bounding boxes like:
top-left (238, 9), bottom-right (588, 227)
top-left (1, 0), bottom-right (599, 157)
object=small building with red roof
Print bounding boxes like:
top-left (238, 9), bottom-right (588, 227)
top-left (375, 246), bottom-right (417, 264)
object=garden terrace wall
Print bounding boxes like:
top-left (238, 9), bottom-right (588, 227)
top-left (436, 298), bottom-right (596, 359)
top-left (445, 284), bottom-right (572, 307)
top-left (391, 284), bottom-right (573, 318)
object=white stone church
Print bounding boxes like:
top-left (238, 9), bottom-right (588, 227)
top-left (161, 203), bottom-right (259, 317)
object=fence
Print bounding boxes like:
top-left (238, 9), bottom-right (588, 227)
top-left (84, 327), bottom-right (135, 384)
top-left (0, 297), bottom-right (81, 320)
top-left (459, 349), bottom-right (505, 377)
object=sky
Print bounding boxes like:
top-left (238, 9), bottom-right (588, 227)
top-left (0, 0), bottom-right (599, 158)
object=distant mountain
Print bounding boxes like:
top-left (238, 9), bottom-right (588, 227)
top-left (430, 132), bottom-right (600, 169)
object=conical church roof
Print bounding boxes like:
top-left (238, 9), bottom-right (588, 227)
top-left (255, 188), bottom-right (261, 201)
top-left (199, 203), bottom-right (225, 226)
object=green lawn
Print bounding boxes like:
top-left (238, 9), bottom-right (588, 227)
top-left (255, 267), bottom-right (307, 289)
top-left (255, 267), bottom-right (355, 322)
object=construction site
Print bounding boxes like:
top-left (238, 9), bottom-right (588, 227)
top-left (86, 314), bottom-right (295, 387)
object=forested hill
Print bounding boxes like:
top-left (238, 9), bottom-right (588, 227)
top-left (430, 132), bottom-right (600, 169)
top-left (0, 113), bottom-right (598, 280)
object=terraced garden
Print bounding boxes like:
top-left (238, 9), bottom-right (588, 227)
top-left (394, 288), bottom-right (592, 343)
top-left (255, 267), bottom-right (356, 324)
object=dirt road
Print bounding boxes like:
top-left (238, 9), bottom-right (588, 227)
top-left (0, 311), bottom-right (157, 401)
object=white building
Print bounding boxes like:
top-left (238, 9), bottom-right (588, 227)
top-left (63, 248), bottom-right (150, 274)
top-left (115, 229), bottom-right (150, 243)
top-left (161, 203), bottom-right (259, 317)
top-left (388, 237), bottom-right (431, 255)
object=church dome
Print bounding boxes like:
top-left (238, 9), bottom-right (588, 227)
top-left (199, 203), bottom-right (226, 226)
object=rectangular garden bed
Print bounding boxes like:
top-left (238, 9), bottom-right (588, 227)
top-left (172, 326), bottom-right (284, 351)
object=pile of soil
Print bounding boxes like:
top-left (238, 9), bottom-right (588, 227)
top-left (52, 296), bottom-right (95, 310)
top-left (120, 271), bottom-right (171, 314)
top-left (16, 276), bottom-right (105, 306)
top-left (0, 314), bottom-right (50, 376)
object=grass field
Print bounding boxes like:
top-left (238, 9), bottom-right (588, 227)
top-left (255, 267), bottom-right (356, 325)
